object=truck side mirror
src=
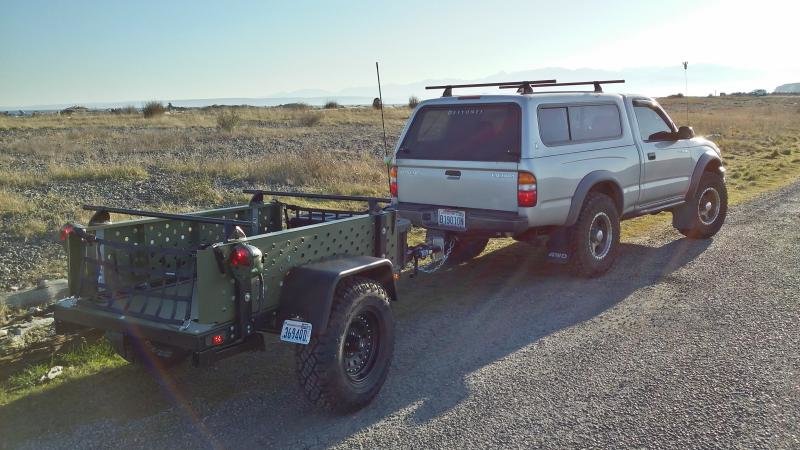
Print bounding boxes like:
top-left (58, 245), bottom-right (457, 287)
top-left (677, 126), bottom-right (695, 140)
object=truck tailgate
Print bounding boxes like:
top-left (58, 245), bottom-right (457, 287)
top-left (396, 160), bottom-right (519, 211)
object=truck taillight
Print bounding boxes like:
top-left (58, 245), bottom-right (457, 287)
top-left (60, 224), bottom-right (74, 241)
top-left (517, 171), bottom-right (537, 207)
top-left (229, 246), bottom-right (251, 267)
top-left (389, 165), bottom-right (398, 198)
top-left (212, 334), bottom-right (224, 346)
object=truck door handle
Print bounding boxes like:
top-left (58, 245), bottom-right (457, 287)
top-left (647, 152), bottom-right (656, 160)
top-left (445, 170), bottom-right (461, 177)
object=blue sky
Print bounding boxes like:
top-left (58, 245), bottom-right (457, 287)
top-left (1, 0), bottom-right (797, 107)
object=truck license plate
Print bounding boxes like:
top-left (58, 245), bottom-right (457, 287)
top-left (280, 320), bottom-right (312, 345)
top-left (437, 209), bottom-right (466, 230)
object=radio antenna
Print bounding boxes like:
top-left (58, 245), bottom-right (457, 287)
top-left (376, 62), bottom-right (388, 157)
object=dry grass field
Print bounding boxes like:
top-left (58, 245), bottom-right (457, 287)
top-left (1, 97), bottom-right (799, 292)
top-left (0, 95), bottom-right (799, 406)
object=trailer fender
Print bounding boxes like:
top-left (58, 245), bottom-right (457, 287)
top-left (277, 256), bottom-right (397, 333)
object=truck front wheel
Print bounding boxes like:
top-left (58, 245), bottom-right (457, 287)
top-left (568, 192), bottom-right (621, 277)
top-left (675, 171), bottom-right (727, 239)
top-left (295, 276), bottom-right (394, 413)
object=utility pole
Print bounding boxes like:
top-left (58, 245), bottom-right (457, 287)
top-left (682, 61), bottom-right (689, 123)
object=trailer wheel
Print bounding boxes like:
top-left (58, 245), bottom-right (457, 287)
top-left (105, 331), bottom-right (188, 369)
top-left (295, 276), bottom-right (394, 413)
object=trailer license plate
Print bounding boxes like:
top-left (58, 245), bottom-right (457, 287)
top-left (437, 209), bottom-right (466, 230)
top-left (280, 320), bottom-right (312, 345)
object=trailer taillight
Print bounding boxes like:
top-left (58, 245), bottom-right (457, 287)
top-left (229, 246), bottom-right (251, 267)
top-left (517, 171), bottom-right (537, 207)
top-left (212, 334), bottom-right (224, 346)
top-left (60, 224), bottom-right (75, 241)
top-left (389, 165), bottom-right (398, 198)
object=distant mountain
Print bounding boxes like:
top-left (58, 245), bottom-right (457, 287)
top-left (267, 64), bottom-right (767, 102)
top-left (1, 65), bottom-right (772, 112)
top-left (775, 83), bottom-right (800, 93)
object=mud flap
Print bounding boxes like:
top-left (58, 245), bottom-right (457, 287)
top-left (672, 203), bottom-right (694, 230)
top-left (546, 227), bottom-right (571, 264)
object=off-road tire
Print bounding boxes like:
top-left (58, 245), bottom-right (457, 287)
top-left (426, 230), bottom-right (488, 266)
top-left (568, 192), bottom-right (621, 278)
top-left (105, 332), bottom-right (188, 369)
top-left (676, 171), bottom-right (727, 239)
top-left (295, 276), bottom-right (394, 413)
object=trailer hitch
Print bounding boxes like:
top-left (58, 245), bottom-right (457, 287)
top-left (406, 240), bottom-right (448, 277)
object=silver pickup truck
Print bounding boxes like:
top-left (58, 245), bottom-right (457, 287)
top-left (391, 79), bottom-right (726, 277)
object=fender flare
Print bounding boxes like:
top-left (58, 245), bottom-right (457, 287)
top-left (277, 256), bottom-right (397, 333)
top-left (685, 152), bottom-right (724, 201)
top-left (564, 171), bottom-right (624, 227)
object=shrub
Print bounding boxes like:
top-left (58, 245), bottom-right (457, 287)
top-left (216, 110), bottom-right (241, 131)
top-left (60, 106), bottom-right (88, 116)
top-left (324, 100), bottom-right (339, 109)
top-left (143, 101), bottom-right (166, 118)
top-left (372, 98), bottom-right (382, 109)
top-left (294, 111), bottom-right (323, 127)
top-left (110, 105), bottom-right (138, 115)
top-left (279, 102), bottom-right (311, 110)
top-left (408, 96), bottom-right (420, 108)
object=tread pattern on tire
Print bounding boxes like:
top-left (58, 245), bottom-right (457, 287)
top-left (568, 192), bottom-right (620, 278)
top-left (678, 171), bottom-right (728, 239)
top-left (295, 276), bottom-right (392, 412)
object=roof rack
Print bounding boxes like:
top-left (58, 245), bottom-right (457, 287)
top-left (498, 79), bottom-right (625, 93)
top-left (425, 79), bottom-right (557, 97)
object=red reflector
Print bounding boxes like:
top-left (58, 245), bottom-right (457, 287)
top-left (212, 334), bottom-right (224, 346)
top-left (60, 224), bottom-right (74, 241)
top-left (518, 190), bottom-right (537, 207)
top-left (230, 246), bottom-right (251, 267)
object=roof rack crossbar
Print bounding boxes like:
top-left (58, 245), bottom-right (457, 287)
top-left (498, 79), bottom-right (625, 93)
top-left (425, 79), bottom-right (557, 97)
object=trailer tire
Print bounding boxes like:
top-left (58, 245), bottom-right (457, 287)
top-left (295, 276), bottom-right (394, 413)
top-left (105, 332), bottom-right (188, 370)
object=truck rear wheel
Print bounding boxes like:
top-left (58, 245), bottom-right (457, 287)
top-left (675, 171), bottom-right (727, 239)
top-left (568, 192), bottom-right (620, 277)
top-left (295, 276), bottom-right (394, 413)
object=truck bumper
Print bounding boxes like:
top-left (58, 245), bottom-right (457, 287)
top-left (397, 202), bottom-right (529, 235)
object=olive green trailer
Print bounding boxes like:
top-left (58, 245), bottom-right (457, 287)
top-left (53, 191), bottom-right (415, 412)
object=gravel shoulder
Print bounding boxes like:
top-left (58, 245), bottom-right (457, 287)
top-left (4, 181), bottom-right (800, 449)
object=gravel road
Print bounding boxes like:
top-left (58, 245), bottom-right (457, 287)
top-left (6, 181), bottom-right (800, 449)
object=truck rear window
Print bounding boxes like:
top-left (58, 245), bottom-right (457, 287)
top-left (398, 104), bottom-right (521, 162)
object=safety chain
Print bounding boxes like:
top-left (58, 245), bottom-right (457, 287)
top-left (415, 239), bottom-right (454, 274)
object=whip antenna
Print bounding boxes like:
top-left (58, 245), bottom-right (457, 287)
top-left (376, 62), bottom-right (388, 157)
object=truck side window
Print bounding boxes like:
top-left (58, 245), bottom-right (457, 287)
top-left (538, 104), bottom-right (622, 146)
top-left (634, 105), bottom-right (674, 141)
top-left (568, 105), bottom-right (622, 141)
top-left (538, 107), bottom-right (570, 145)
